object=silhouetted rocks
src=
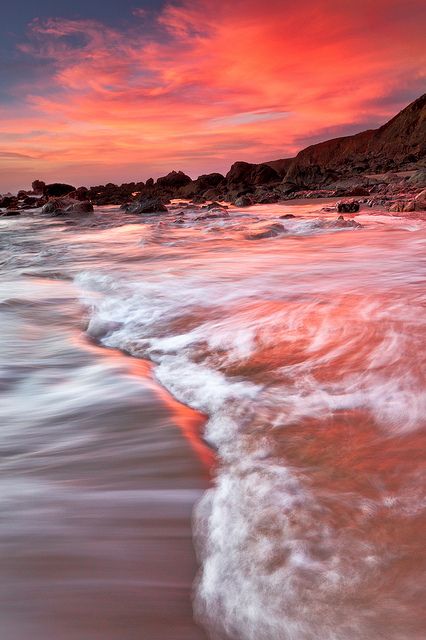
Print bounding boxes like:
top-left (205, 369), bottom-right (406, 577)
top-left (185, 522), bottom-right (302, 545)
top-left (156, 171), bottom-right (192, 190)
top-left (44, 183), bottom-right (76, 198)
top-left (10, 93), bottom-right (425, 215)
top-left (226, 161), bottom-right (280, 190)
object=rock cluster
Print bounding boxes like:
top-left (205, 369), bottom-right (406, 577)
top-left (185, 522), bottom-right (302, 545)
top-left (1, 94), bottom-right (424, 217)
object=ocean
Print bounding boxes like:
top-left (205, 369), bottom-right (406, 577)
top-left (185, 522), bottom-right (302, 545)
top-left (1, 200), bottom-right (425, 639)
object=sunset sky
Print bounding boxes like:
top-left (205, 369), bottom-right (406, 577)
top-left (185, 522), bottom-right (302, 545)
top-left (1, 0), bottom-right (425, 192)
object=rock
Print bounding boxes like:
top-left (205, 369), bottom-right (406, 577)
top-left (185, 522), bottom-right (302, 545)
top-left (22, 196), bottom-right (39, 207)
top-left (284, 94), bottom-right (426, 188)
top-left (226, 161), bottom-right (280, 190)
top-left (408, 169), bottom-right (426, 188)
top-left (41, 197), bottom-right (93, 215)
top-left (124, 197), bottom-right (168, 214)
top-left (44, 183), bottom-right (76, 198)
top-left (279, 213), bottom-right (296, 219)
top-left (234, 195), bottom-right (253, 207)
top-left (195, 211), bottom-right (230, 221)
top-left (247, 223), bottom-right (286, 240)
top-left (68, 187), bottom-right (90, 201)
top-left (329, 217), bottom-right (362, 229)
top-left (206, 202), bottom-right (228, 211)
top-left (337, 199), bottom-right (360, 213)
top-left (0, 196), bottom-right (18, 208)
top-left (414, 189), bottom-right (426, 210)
top-left (403, 200), bottom-right (416, 212)
top-left (156, 171), bottom-right (192, 190)
top-left (32, 180), bottom-right (46, 195)
top-left (0, 210), bottom-right (21, 217)
top-left (180, 173), bottom-right (225, 199)
top-left (315, 217), bottom-right (362, 229)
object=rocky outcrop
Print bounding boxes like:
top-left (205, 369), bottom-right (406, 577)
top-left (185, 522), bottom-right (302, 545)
top-left (282, 94), bottom-right (426, 189)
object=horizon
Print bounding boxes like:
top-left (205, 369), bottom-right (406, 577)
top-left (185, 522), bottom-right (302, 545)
top-left (1, 0), bottom-right (425, 192)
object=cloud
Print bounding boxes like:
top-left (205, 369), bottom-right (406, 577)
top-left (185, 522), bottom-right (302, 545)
top-left (1, 0), bottom-right (425, 190)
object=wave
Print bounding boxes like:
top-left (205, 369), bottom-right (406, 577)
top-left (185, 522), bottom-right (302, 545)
top-left (75, 233), bottom-right (426, 639)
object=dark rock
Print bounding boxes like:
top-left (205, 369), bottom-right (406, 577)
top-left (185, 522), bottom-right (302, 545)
top-left (68, 187), bottom-right (90, 201)
top-left (279, 213), bottom-right (296, 219)
top-left (32, 180), bottom-right (46, 195)
top-left (195, 211), bottom-right (230, 221)
top-left (44, 183), bottom-right (76, 198)
top-left (0, 196), bottom-right (17, 208)
top-left (42, 197), bottom-right (94, 215)
top-left (414, 189), bottom-right (426, 210)
top-left (284, 94), bottom-right (426, 188)
top-left (22, 196), bottom-right (39, 207)
top-left (247, 223), bottom-right (286, 240)
top-left (337, 199), bottom-right (360, 213)
top-left (234, 195), bottom-right (253, 207)
top-left (0, 210), bottom-right (21, 217)
top-left (206, 202), bottom-right (228, 211)
top-left (263, 158), bottom-right (294, 178)
top-left (124, 197), bottom-right (168, 214)
top-left (408, 169), bottom-right (426, 188)
top-left (156, 171), bottom-right (192, 190)
top-left (226, 161), bottom-right (280, 189)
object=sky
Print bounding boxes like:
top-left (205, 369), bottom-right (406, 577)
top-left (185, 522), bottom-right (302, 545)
top-left (0, 0), bottom-right (425, 192)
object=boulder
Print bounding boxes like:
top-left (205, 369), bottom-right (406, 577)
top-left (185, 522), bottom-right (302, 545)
top-left (42, 197), bottom-right (93, 215)
top-left (408, 169), bottom-right (426, 188)
top-left (124, 197), bottom-right (168, 214)
top-left (336, 199), bottom-right (360, 213)
top-left (226, 161), bottom-right (280, 189)
top-left (313, 217), bottom-right (362, 229)
top-left (0, 210), bottom-right (21, 217)
top-left (0, 196), bottom-right (18, 208)
top-left (156, 171), bottom-right (192, 190)
top-left (247, 223), bottom-right (286, 240)
top-left (32, 180), bottom-right (46, 195)
top-left (44, 183), bottom-right (76, 198)
top-left (68, 187), bottom-right (90, 201)
top-left (234, 195), bottom-right (253, 207)
top-left (414, 189), bottom-right (426, 210)
top-left (206, 202), bottom-right (228, 211)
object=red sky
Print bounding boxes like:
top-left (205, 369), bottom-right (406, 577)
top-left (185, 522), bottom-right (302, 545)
top-left (1, 0), bottom-right (425, 192)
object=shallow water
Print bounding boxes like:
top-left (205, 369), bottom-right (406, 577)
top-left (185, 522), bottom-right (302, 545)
top-left (1, 200), bottom-right (425, 639)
